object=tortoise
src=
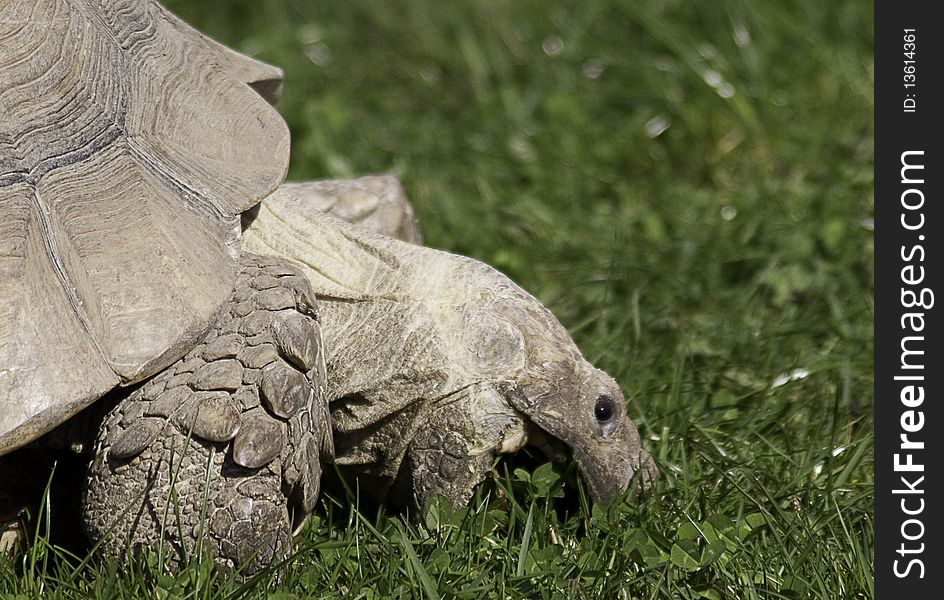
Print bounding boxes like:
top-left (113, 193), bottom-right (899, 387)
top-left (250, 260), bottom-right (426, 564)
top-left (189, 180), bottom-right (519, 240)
top-left (0, 0), bottom-right (657, 572)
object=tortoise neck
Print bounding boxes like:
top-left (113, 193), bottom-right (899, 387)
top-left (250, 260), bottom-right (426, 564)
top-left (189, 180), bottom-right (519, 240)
top-left (241, 204), bottom-right (454, 414)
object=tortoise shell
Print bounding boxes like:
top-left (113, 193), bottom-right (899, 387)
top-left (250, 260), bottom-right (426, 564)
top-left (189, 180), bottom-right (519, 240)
top-left (0, 0), bottom-right (289, 454)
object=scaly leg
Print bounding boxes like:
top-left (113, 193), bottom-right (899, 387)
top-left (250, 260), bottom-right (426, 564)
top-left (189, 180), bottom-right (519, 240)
top-left (406, 386), bottom-right (528, 509)
top-left (83, 254), bottom-right (331, 573)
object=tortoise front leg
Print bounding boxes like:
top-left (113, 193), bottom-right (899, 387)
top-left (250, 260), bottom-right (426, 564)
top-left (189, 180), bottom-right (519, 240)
top-left (408, 426), bottom-right (493, 510)
top-left (83, 254), bottom-right (331, 574)
top-left (405, 391), bottom-right (516, 510)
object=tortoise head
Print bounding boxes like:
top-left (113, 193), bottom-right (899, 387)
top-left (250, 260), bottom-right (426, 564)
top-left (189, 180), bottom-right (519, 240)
top-left (455, 265), bottom-right (658, 502)
top-left (501, 361), bottom-right (658, 501)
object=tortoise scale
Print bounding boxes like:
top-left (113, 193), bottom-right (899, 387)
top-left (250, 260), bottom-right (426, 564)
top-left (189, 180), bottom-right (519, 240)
top-left (0, 0), bottom-right (656, 573)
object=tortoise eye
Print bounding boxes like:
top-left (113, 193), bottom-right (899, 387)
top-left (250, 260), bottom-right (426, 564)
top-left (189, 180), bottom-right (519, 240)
top-left (594, 395), bottom-right (616, 423)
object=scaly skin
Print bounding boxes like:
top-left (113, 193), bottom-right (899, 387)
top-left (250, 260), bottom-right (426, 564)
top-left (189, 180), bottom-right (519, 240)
top-left (244, 179), bottom-right (657, 509)
top-left (82, 253), bottom-right (331, 573)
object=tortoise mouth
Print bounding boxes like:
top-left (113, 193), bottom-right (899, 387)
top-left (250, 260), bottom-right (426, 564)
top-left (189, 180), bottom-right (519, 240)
top-left (498, 414), bottom-right (654, 502)
top-left (496, 419), bottom-right (571, 463)
top-left (523, 426), bottom-right (570, 461)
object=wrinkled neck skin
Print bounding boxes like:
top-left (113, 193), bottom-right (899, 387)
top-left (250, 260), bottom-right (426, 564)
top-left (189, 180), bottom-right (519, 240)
top-left (242, 201), bottom-right (655, 501)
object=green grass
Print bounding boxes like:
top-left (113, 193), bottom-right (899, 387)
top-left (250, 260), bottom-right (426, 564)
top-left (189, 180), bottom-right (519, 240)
top-left (1, 0), bottom-right (873, 597)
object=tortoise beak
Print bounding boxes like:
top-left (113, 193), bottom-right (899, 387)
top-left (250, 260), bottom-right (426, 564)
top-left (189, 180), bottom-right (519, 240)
top-left (500, 376), bottom-right (658, 502)
top-left (526, 402), bottom-right (658, 501)
top-left (571, 434), bottom-right (659, 501)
